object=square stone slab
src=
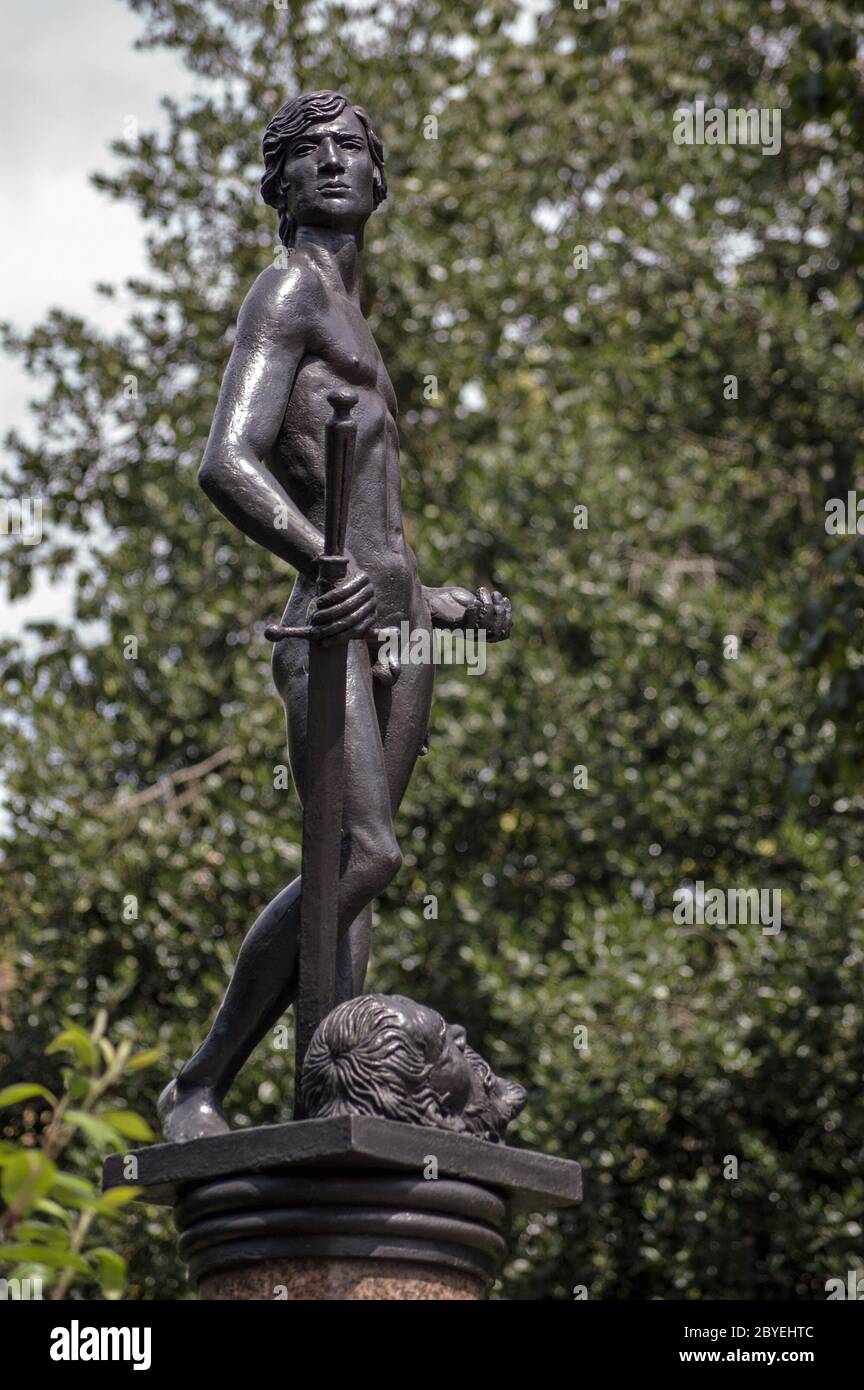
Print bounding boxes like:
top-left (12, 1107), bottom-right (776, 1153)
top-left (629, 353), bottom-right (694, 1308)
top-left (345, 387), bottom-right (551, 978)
top-left (103, 1115), bottom-right (581, 1212)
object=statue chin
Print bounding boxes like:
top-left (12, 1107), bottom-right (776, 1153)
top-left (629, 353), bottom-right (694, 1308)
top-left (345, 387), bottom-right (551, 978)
top-left (300, 993), bottom-right (527, 1144)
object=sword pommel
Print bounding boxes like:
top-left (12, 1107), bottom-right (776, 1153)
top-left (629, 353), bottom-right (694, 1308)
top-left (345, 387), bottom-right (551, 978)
top-left (326, 388), bottom-right (358, 419)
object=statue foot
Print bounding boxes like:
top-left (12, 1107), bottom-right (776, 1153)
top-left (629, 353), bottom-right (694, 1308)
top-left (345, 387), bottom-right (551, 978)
top-left (157, 1078), bottom-right (230, 1142)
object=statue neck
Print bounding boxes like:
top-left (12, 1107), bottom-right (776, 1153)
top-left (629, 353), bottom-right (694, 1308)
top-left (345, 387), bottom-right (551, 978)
top-left (294, 225), bottom-right (363, 298)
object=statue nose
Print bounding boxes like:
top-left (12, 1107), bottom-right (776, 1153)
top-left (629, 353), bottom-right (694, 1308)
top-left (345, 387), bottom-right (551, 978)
top-left (319, 140), bottom-right (344, 171)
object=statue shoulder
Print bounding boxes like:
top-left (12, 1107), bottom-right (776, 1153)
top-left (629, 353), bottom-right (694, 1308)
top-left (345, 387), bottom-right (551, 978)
top-left (236, 258), bottom-right (324, 347)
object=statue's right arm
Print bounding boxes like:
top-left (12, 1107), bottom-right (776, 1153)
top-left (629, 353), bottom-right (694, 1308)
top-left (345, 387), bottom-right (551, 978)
top-left (198, 265), bottom-right (324, 579)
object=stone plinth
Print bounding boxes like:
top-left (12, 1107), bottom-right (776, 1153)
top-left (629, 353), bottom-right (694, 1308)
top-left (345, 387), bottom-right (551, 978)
top-left (103, 1116), bottom-right (581, 1302)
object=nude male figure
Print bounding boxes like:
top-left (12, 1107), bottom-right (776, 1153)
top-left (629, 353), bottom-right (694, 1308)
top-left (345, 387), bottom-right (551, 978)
top-left (159, 91), bottom-right (511, 1142)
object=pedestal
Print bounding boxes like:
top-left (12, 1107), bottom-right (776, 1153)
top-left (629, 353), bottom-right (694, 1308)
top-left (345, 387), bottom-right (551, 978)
top-left (199, 1258), bottom-right (485, 1301)
top-left (103, 1115), bottom-right (581, 1301)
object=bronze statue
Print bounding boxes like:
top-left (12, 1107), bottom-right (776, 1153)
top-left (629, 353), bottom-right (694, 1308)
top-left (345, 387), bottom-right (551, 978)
top-left (159, 90), bottom-right (512, 1143)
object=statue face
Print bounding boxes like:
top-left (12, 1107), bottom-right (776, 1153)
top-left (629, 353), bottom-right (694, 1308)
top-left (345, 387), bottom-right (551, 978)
top-left (280, 108), bottom-right (375, 232)
top-left (392, 997), bottom-right (473, 1112)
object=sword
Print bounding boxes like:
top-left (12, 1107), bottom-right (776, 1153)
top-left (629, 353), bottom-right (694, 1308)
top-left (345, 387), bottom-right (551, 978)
top-left (265, 388), bottom-right (360, 1111)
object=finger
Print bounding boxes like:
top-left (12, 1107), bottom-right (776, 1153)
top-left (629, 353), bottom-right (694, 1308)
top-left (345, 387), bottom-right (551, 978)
top-left (311, 578), bottom-right (373, 619)
top-left (315, 573), bottom-right (369, 612)
top-left (314, 600), bottom-right (377, 638)
top-left (314, 573), bottom-right (369, 610)
top-left (492, 590), bottom-right (504, 604)
top-left (316, 604), bottom-right (377, 643)
top-left (476, 586), bottom-right (492, 607)
top-left (490, 600), bottom-right (511, 640)
top-left (326, 609), bottom-right (377, 647)
top-left (313, 596), bottom-right (377, 640)
top-left (311, 586), bottom-right (374, 627)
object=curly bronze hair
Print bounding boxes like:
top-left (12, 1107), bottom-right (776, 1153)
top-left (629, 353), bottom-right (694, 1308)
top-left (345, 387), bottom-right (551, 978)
top-left (301, 994), bottom-right (449, 1128)
top-left (261, 90), bottom-right (387, 248)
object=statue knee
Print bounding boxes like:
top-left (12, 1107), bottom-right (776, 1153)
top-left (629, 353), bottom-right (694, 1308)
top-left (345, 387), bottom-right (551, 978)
top-left (377, 839), bottom-right (403, 891)
top-left (338, 831), bottom-right (402, 926)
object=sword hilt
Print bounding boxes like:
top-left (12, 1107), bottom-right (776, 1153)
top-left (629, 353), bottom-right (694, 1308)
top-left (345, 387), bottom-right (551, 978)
top-left (323, 388), bottom-right (358, 562)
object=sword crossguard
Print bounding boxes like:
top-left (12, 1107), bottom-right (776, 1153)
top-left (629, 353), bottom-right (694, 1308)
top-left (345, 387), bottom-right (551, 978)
top-left (264, 623), bottom-right (388, 645)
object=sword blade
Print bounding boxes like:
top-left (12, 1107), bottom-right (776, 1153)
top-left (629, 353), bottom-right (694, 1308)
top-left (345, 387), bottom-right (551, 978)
top-left (293, 390), bottom-right (358, 1112)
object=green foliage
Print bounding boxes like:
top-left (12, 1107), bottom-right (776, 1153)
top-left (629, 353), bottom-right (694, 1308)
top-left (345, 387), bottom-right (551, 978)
top-left (0, 1011), bottom-right (156, 1299)
top-left (1, 0), bottom-right (863, 1299)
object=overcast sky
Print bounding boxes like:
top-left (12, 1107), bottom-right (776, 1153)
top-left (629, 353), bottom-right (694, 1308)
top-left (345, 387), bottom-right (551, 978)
top-left (1, 0), bottom-right (193, 635)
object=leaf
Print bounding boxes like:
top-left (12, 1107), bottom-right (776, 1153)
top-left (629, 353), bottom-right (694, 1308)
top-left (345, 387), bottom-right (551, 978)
top-left (51, 1172), bottom-right (96, 1207)
top-left (126, 1048), bottom-right (164, 1072)
top-left (88, 1247), bottom-right (127, 1299)
top-left (46, 1026), bottom-right (100, 1071)
top-left (12, 1219), bottom-right (69, 1247)
top-left (60, 1070), bottom-right (92, 1102)
top-left (53, 1171), bottom-right (96, 1198)
top-left (35, 1198), bottom-right (73, 1222)
top-left (94, 1184), bottom-right (142, 1210)
top-left (101, 1110), bottom-right (155, 1142)
top-left (65, 1111), bottom-right (127, 1151)
top-left (0, 1083), bottom-right (57, 1108)
top-left (0, 1243), bottom-right (90, 1272)
top-left (0, 1152), bottom-right (57, 1215)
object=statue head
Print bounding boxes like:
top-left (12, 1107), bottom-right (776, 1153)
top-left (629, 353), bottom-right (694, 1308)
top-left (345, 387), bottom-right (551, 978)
top-left (301, 994), bottom-right (526, 1144)
top-left (261, 90), bottom-right (387, 247)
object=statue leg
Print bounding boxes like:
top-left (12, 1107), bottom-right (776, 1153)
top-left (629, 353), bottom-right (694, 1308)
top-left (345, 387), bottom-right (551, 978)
top-left (336, 903), bottom-right (372, 1000)
top-left (158, 643), bottom-right (399, 1141)
top-left (374, 610), bottom-right (436, 815)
